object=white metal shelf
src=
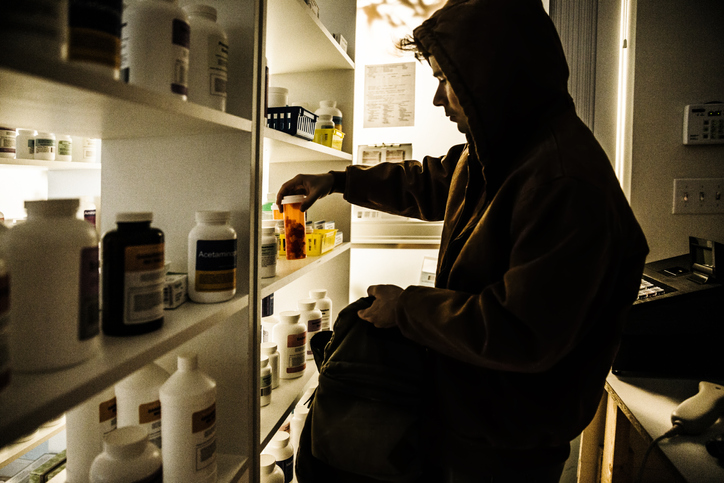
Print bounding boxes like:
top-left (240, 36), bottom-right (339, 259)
top-left (0, 159), bottom-right (101, 170)
top-left (267, 0), bottom-right (354, 74)
top-left (264, 127), bottom-right (352, 163)
top-left (0, 294), bottom-right (249, 447)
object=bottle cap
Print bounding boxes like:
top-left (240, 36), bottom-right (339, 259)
top-left (261, 355), bottom-right (269, 367)
top-left (297, 299), bottom-right (316, 311)
top-left (261, 341), bottom-right (278, 354)
top-left (278, 310), bottom-right (301, 323)
top-left (270, 431), bottom-right (290, 447)
top-left (310, 289), bottom-right (327, 299)
top-left (104, 426), bottom-right (149, 458)
top-left (281, 195), bottom-right (305, 205)
top-left (260, 453), bottom-right (276, 475)
top-left (117, 212), bottom-right (153, 223)
top-left (177, 353), bottom-right (198, 371)
top-left (196, 210), bottom-right (231, 223)
top-left (183, 4), bottom-right (217, 21)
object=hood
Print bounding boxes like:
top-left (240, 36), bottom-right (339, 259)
top-left (413, 0), bottom-right (573, 164)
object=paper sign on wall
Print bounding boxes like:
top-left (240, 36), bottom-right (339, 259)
top-left (364, 62), bottom-right (416, 128)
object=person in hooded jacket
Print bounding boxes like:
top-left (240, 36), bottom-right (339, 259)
top-left (277, 0), bottom-right (649, 481)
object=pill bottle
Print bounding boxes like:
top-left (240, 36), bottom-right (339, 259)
top-left (261, 341), bottom-right (279, 389)
top-left (261, 314), bottom-right (279, 344)
top-left (102, 212), bottom-right (165, 336)
top-left (34, 132), bottom-right (56, 161)
top-left (121, 0), bottom-right (190, 100)
top-left (115, 362), bottom-right (170, 449)
top-left (66, 386), bottom-right (117, 483)
top-left (268, 87), bottom-right (288, 108)
top-left (261, 453), bottom-right (284, 483)
top-left (0, 128), bottom-right (16, 159)
top-left (90, 425), bottom-right (163, 483)
top-left (183, 4), bottom-right (228, 111)
top-left (6, 199), bottom-right (100, 372)
top-left (315, 100), bottom-right (343, 132)
top-left (56, 134), bottom-right (73, 161)
top-left (314, 114), bottom-right (334, 131)
top-left (263, 431), bottom-right (294, 483)
top-left (67, 0), bottom-right (123, 79)
top-left (15, 129), bottom-right (36, 159)
top-left (261, 224), bottom-right (278, 279)
top-left (290, 404), bottom-right (309, 456)
top-left (160, 353), bottom-right (217, 483)
top-left (82, 138), bottom-right (99, 162)
top-left (272, 311), bottom-right (306, 380)
top-left (297, 299), bottom-right (321, 360)
top-left (282, 195), bottom-right (306, 260)
top-left (188, 210), bottom-right (237, 303)
top-left (310, 289), bottom-right (333, 331)
top-left (260, 355), bottom-right (272, 407)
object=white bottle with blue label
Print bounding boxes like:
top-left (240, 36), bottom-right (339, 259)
top-left (188, 210), bottom-right (237, 303)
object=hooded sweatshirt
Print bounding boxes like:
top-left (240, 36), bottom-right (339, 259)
top-left (335, 0), bottom-right (649, 473)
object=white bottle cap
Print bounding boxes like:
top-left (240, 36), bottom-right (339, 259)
top-left (116, 212), bottom-right (153, 223)
top-left (104, 426), bottom-right (148, 458)
top-left (297, 299), bottom-right (316, 311)
top-left (269, 431), bottom-right (291, 447)
top-left (310, 289), bottom-right (327, 299)
top-left (293, 405), bottom-right (309, 419)
top-left (196, 210), bottom-right (231, 223)
top-left (260, 453), bottom-right (277, 475)
top-left (281, 195), bottom-right (305, 205)
top-left (183, 4), bottom-right (217, 21)
top-left (278, 310), bottom-right (300, 323)
top-left (261, 355), bottom-right (269, 367)
top-left (262, 226), bottom-right (275, 236)
top-left (261, 341), bottom-right (278, 354)
top-left (177, 353), bottom-right (198, 371)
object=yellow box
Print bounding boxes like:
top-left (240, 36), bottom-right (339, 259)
top-left (313, 128), bottom-right (344, 150)
top-left (307, 229), bottom-right (337, 255)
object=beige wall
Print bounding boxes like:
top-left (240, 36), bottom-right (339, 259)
top-left (596, 0), bottom-right (724, 261)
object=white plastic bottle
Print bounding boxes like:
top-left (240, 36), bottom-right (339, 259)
top-left (264, 431), bottom-right (294, 483)
top-left (0, 127), bottom-right (16, 159)
top-left (261, 341), bottom-right (279, 389)
top-left (183, 4), bottom-right (228, 111)
top-left (6, 199), bottom-right (99, 372)
top-left (115, 362), bottom-right (170, 449)
top-left (261, 314), bottom-right (279, 344)
top-left (260, 355), bottom-right (272, 407)
top-left (15, 129), bottom-right (36, 159)
top-left (56, 134), bottom-right (73, 161)
top-left (188, 210), bottom-right (237, 303)
top-left (33, 132), bottom-right (56, 161)
top-left (160, 353), bottom-right (217, 483)
top-left (260, 453), bottom-right (284, 483)
top-left (289, 404), bottom-right (309, 459)
top-left (82, 138), bottom-right (99, 163)
top-left (89, 426), bottom-right (163, 483)
top-left (297, 299), bottom-right (321, 360)
top-left (121, 0), bottom-right (191, 100)
top-left (261, 224), bottom-right (278, 278)
top-left (66, 386), bottom-right (117, 483)
top-left (309, 289), bottom-right (333, 331)
top-left (315, 100), bottom-right (343, 132)
top-left (272, 311), bottom-right (306, 380)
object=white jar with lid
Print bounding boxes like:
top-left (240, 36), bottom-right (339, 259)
top-left (260, 453), bottom-right (284, 483)
top-left (15, 129), bottom-right (36, 159)
top-left (183, 4), bottom-right (228, 112)
top-left (260, 355), bottom-right (272, 407)
top-left (261, 224), bottom-right (278, 278)
top-left (6, 199), bottom-right (100, 372)
top-left (34, 132), bottom-right (56, 161)
top-left (263, 431), bottom-right (294, 483)
top-left (268, 87), bottom-right (289, 108)
top-left (0, 128), bottom-right (16, 159)
top-left (315, 100), bottom-right (343, 132)
top-left (272, 311), bottom-right (306, 379)
top-left (310, 289), bottom-right (333, 331)
top-left (261, 341), bottom-right (280, 389)
top-left (89, 426), bottom-right (162, 483)
top-left (188, 210), bottom-right (237, 303)
top-left (298, 299), bottom-right (321, 360)
top-left (56, 134), bottom-right (72, 161)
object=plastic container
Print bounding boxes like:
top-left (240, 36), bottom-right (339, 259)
top-left (102, 212), bottom-right (165, 336)
top-left (315, 100), bottom-right (343, 132)
top-left (115, 362), bottom-right (170, 449)
top-left (290, 404), bottom-right (309, 458)
top-left (261, 225), bottom-right (278, 278)
top-left (6, 199), bottom-right (100, 372)
top-left (0, 128), bottom-right (16, 158)
top-left (67, 0), bottom-right (123, 78)
top-left (268, 87), bottom-right (288, 108)
top-left (56, 134), bottom-right (73, 161)
top-left (15, 129), bottom-right (36, 159)
top-left (121, 0), bottom-right (191, 100)
top-left (184, 4), bottom-right (228, 111)
top-left (271, 311), bottom-right (306, 379)
top-left (297, 299), bottom-right (321, 360)
top-left (34, 132), bottom-right (56, 161)
top-left (263, 431), bottom-right (294, 483)
top-left (282, 195), bottom-right (306, 260)
top-left (0, 1), bottom-right (67, 61)
top-left (66, 386), bottom-right (117, 483)
top-left (260, 355), bottom-right (272, 407)
top-left (82, 138), bottom-right (99, 162)
top-left (188, 210), bottom-right (237, 303)
top-left (314, 114), bottom-right (334, 131)
top-left (261, 341), bottom-right (280, 389)
top-left (310, 289), bottom-right (333, 331)
top-left (160, 353), bottom-right (217, 483)
top-left (89, 426), bottom-right (163, 483)
top-left (260, 453), bottom-right (284, 483)
top-left (261, 314), bottom-right (279, 344)
top-left (266, 106), bottom-right (317, 140)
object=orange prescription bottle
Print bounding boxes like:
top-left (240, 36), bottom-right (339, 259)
top-left (282, 195), bottom-right (307, 260)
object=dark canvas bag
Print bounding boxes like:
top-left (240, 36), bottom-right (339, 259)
top-left (295, 296), bottom-right (433, 483)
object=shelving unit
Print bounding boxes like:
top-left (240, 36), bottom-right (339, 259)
top-left (0, 0), bottom-right (356, 481)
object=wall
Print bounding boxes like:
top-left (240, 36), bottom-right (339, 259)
top-left (626, 0), bottom-right (724, 260)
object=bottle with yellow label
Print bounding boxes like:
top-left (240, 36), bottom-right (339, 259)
top-left (102, 212), bottom-right (165, 336)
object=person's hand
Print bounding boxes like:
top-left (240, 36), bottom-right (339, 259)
top-left (276, 173), bottom-right (335, 212)
top-left (358, 284), bottom-right (403, 328)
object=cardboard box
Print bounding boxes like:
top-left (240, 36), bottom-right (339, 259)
top-left (278, 229), bottom-right (337, 257)
top-left (164, 273), bottom-right (187, 309)
top-left (313, 128), bottom-right (344, 150)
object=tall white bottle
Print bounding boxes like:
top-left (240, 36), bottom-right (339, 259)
top-left (160, 353), bottom-right (217, 483)
top-left (271, 311), bottom-right (306, 379)
top-left (297, 299), bottom-right (321, 360)
top-left (309, 289), bottom-right (333, 331)
top-left (115, 362), bottom-right (170, 448)
top-left (183, 4), bottom-right (228, 111)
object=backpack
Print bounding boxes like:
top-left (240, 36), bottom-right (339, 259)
top-left (295, 296), bottom-right (437, 483)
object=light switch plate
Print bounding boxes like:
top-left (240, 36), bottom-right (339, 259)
top-left (683, 103), bottom-right (724, 145)
top-left (672, 178), bottom-right (724, 214)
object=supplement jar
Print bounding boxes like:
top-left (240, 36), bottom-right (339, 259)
top-left (263, 431), bottom-right (294, 483)
top-left (115, 362), bottom-right (170, 449)
top-left (310, 289), bottom-right (333, 331)
top-left (260, 355), bottom-right (272, 407)
top-left (89, 426), bottom-right (162, 483)
top-left (56, 134), bottom-right (73, 161)
top-left (282, 195), bottom-right (306, 260)
top-left (188, 210), bottom-right (237, 303)
top-left (315, 100), bottom-right (343, 132)
top-left (34, 132), bottom-right (56, 161)
top-left (6, 199), bottom-right (100, 372)
top-left (297, 299), bottom-right (321, 360)
top-left (261, 341), bottom-right (279, 389)
top-left (261, 224), bottom-right (278, 278)
top-left (271, 311), bottom-right (306, 380)
top-left (102, 212), bottom-right (165, 336)
top-left (0, 128), bottom-right (16, 158)
top-left (15, 129), bottom-right (36, 159)
top-left (183, 4), bottom-right (228, 111)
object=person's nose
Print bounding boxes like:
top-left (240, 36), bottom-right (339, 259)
top-left (432, 83), bottom-right (447, 107)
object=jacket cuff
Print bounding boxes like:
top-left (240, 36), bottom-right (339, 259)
top-left (329, 170), bottom-right (346, 194)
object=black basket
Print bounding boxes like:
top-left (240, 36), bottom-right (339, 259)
top-left (267, 106), bottom-right (318, 140)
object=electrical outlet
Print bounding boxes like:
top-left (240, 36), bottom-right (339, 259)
top-left (672, 178), bottom-right (724, 214)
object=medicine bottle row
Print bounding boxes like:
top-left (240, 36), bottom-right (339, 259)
top-left (0, 128), bottom-right (100, 163)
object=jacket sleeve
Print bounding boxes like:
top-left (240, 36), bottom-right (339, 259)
top-left (342, 144), bottom-right (466, 222)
